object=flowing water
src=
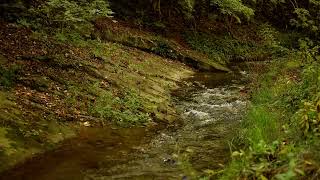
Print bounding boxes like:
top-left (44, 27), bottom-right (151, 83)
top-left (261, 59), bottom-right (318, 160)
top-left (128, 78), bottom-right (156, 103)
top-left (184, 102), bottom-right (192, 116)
top-left (0, 70), bottom-right (249, 180)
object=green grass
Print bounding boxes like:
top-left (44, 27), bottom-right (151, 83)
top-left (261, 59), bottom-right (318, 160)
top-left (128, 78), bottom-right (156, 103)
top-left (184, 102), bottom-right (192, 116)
top-left (244, 106), bottom-right (280, 146)
top-left (221, 55), bottom-right (320, 179)
top-left (90, 89), bottom-right (150, 126)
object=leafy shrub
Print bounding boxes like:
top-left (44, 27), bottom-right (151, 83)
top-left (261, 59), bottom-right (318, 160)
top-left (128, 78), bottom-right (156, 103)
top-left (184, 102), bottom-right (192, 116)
top-left (295, 100), bottom-right (320, 136)
top-left (177, 0), bottom-right (254, 23)
top-left (258, 23), bottom-right (280, 47)
top-left (224, 140), bottom-right (303, 180)
top-left (21, 0), bottom-right (113, 37)
top-left (290, 8), bottom-right (319, 36)
top-left (210, 0), bottom-right (254, 23)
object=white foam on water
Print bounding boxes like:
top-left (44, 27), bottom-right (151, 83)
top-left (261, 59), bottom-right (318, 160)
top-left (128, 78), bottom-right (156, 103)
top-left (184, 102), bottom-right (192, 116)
top-left (234, 100), bottom-right (247, 106)
top-left (184, 110), bottom-right (210, 119)
top-left (200, 102), bottom-right (234, 109)
top-left (198, 118), bottom-right (218, 126)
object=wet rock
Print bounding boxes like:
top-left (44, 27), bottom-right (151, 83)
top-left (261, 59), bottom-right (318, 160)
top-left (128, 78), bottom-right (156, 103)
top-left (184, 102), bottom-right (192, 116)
top-left (83, 121), bottom-right (91, 127)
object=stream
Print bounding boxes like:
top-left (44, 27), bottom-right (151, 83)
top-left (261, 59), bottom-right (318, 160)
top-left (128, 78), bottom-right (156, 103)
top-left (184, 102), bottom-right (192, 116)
top-left (0, 70), bottom-right (249, 180)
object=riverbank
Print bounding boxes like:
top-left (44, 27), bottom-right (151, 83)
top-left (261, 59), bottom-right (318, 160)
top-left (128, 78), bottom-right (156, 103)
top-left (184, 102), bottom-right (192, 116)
top-left (0, 21), bottom-right (199, 172)
top-left (222, 55), bottom-right (320, 179)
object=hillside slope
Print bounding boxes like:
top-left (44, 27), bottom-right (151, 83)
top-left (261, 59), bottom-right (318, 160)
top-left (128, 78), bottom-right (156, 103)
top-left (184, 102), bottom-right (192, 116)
top-left (0, 21), bottom-right (200, 171)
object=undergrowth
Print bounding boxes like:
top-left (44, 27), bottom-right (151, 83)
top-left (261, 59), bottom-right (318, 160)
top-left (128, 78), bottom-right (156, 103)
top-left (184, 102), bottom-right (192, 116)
top-left (184, 24), bottom-right (289, 64)
top-left (90, 89), bottom-right (150, 125)
top-left (221, 39), bottom-right (320, 179)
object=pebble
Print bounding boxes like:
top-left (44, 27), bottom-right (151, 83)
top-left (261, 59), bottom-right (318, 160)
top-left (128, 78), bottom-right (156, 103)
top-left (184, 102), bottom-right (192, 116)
top-left (83, 121), bottom-right (91, 127)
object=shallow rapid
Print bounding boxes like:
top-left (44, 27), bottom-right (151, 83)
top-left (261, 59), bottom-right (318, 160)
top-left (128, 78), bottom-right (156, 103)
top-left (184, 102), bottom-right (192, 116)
top-left (1, 71), bottom-right (249, 180)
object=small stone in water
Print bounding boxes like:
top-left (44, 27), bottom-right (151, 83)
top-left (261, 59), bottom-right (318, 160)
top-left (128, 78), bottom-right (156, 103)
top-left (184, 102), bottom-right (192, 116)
top-left (83, 121), bottom-right (91, 127)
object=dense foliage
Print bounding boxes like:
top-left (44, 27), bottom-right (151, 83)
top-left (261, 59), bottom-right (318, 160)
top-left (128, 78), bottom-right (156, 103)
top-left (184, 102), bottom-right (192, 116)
top-left (1, 0), bottom-right (319, 36)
